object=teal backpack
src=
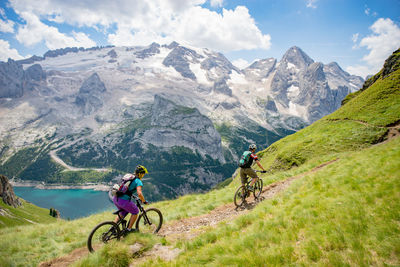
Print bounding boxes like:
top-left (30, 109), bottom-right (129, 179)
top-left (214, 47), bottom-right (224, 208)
top-left (238, 151), bottom-right (252, 168)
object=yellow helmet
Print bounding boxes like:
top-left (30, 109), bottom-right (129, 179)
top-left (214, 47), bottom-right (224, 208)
top-left (135, 165), bottom-right (148, 174)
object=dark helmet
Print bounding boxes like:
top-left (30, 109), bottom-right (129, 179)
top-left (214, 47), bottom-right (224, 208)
top-left (135, 165), bottom-right (148, 174)
top-left (249, 144), bottom-right (257, 150)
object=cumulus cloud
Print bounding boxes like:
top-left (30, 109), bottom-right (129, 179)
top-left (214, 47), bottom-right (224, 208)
top-left (0, 39), bottom-right (24, 61)
top-left (15, 11), bottom-right (96, 49)
top-left (347, 18), bottom-right (400, 78)
top-left (0, 19), bottom-right (15, 33)
top-left (9, 0), bottom-right (271, 52)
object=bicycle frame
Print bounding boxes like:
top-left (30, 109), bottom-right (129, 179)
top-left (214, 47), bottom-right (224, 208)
top-left (115, 194), bottom-right (152, 228)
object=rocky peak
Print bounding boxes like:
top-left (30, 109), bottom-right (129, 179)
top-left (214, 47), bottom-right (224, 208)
top-left (244, 58), bottom-right (276, 78)
top-left (324, 62), bottom-right (349, 77)
top-left (0, 59), bottom-right (26, 98)
top-left (163, 45), bottom-right (203, 80)
top-left (201, 52), bottom-right (238, 73)
top-left (134, 42), bottom-right (161, 59)
top-left (25, 64), bottom-right (46, 81)
top-left (281, 46), bottom-right (314, 69)
top-left (305, 62), bottom-right (326, 81)
top-left (79, 73), bottom-right (106, 94)
top-left (0, 175), bottom-right (21, 208)
top-left (75, 73), bottom-right (106, 115)
top-left (164, 41), bottom-right (180, 50)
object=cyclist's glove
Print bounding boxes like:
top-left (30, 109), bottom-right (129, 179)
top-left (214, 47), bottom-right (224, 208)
top-left (261, 170), bottom-right (267, 173)
top-left (143, 201), bottom-right (149, 205)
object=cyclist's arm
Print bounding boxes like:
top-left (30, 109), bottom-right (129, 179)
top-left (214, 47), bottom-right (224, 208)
top-left (136, 186), bottom-right (146, 203)
top-left (255, 160), bottom-right (266, 171)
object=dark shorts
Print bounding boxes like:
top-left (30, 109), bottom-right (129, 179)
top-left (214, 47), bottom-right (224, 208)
top-left (240, 168), bottom-right (258, 185)
top-left (113, 196), bottom-right (139, 217)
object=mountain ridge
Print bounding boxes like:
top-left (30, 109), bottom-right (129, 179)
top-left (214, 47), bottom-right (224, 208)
top-left (0, 42), bottom-right (364, 200)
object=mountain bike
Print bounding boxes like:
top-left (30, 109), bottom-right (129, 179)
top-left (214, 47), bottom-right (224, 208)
top-left (234, 170), bottom-right (264, 208)
top-left (87, 195), bottom-right (163, 253)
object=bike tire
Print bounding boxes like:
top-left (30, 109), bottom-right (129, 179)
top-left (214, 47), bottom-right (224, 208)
top-left (135, 208), bottom-right (163, 234)
top-left (87, 221), bottom-right (120, 253)
top-left (234, 185), bottom-right (248, 207)
top-left (253, 179), bottom-right (263, 198)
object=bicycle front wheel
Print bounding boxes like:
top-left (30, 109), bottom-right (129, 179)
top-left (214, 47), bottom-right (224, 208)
top-left (253, 179), bottom-right (263, 198)
top-left (87, 221), bottom-right (120, 253)
top-left (234, 185), bottom-right (248, 207)
top-left (136, 208), bottom-right (163, 234)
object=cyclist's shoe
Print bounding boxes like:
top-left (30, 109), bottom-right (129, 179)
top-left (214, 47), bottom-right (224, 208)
top-left (123, 228), bottom-right (139, 236)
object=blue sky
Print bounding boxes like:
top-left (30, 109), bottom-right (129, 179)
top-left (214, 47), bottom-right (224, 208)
top-left (0, 0), bottom-right (399, 78)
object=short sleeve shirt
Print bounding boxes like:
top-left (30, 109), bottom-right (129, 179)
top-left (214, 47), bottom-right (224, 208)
top-left (248, 152), bottom-right (258, 166)
top-left (119, 175), bottom-right (144, 200)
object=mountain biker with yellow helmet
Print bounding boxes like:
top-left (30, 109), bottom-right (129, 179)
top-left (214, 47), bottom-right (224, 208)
top-left (113, 165), bottom-right (149, 234)
top-left (239, 144), bottom-right (267, 189)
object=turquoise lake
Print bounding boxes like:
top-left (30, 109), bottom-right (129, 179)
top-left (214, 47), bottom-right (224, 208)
top-left (14, 187), bottom-right (114, 219)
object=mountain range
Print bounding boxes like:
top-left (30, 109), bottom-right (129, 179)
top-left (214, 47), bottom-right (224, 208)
top-left (0, 42), bottom-right (364, 200)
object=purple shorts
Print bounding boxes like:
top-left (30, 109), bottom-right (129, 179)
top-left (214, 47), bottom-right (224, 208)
top-left (113, 196), bottom-right (139, 217)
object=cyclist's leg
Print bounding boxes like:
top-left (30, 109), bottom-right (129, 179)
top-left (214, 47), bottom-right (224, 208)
top-left (113, 196), bottom-right (128, 223)
top-left (246, 169), bottom-right (259, 186)
top-left (119, 199), bottom-right (139, 229)
top-left (240, 168), bottom-right (248, 196)
top-left (239, 168), bottom-right (247, 186)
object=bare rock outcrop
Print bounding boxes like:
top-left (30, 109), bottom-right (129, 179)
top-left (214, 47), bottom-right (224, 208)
top-left (0, 175), bottom-right (21, 207)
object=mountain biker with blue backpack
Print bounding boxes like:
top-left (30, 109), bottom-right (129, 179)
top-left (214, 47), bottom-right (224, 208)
top-left (112, 165), bottom-right (149, 234)
top-left (239, 144), bottom-right (267, 190)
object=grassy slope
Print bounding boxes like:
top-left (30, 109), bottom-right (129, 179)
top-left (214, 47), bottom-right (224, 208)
top-left (0, 198), bottom-right (56, 228)
top-left (0, 53), bottom-right (399, 266)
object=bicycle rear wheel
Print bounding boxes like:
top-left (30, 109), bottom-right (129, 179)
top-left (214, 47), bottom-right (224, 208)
top-left (253, 179), bottom-right (263, 198)
top-left (136, 208), bottom-right (163, 234)
top-left (234, 185), bottom-right (248, 207)
top-left (87, 221), bottom-right (120, 253)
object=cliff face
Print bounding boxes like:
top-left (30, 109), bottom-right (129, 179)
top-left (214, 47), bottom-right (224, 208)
top-left (0, 175), bottom-right (21, 207)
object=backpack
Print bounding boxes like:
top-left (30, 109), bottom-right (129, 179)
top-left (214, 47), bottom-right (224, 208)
top-left (111, 174), bottom-right (137, 198)
top-left (238, 151), bottom-right (252, 168)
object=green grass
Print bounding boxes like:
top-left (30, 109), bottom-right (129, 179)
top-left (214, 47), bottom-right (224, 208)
top-left (0, 198), bottom-right (56, 228)
top-left (142, 137), bottom-right (400, 266)
top-left (327, 69), bottom-right (400, 126)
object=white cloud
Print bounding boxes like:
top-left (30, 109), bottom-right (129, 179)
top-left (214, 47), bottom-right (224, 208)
top-left (232, 58), bottom-right (250, 69)
top-left (347, 18), bottom-right (400, 78)
top-left (352, 33), bottom-right (359, 43)
top-left (0, 39), bottom-right (24, 61)
top-left (351, 33), bottom-right (359, 49)
top-left (15, 11), bottom-right (96, 50)
top-left (9, 0), bottom-right (270, 52)
top-left (210, 0), bottom-right (223, 8)
top-left (364, 6), bottom-right (377, 17)
top-left (306, 0), bottom-right (318, 9)
top-left (0, 19), bottom-right (15, 33)
top-left (171, 6), bottom-right (271, 51)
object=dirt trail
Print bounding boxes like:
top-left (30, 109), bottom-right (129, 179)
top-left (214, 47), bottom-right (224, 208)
top-left (39, 158), bottom-right (339, 266)
top-left (158, 158), bottom-right (339, 241)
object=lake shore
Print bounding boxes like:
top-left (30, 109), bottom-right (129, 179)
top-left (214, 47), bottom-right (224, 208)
top-left (10, 179), bottom-right (111, 191)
